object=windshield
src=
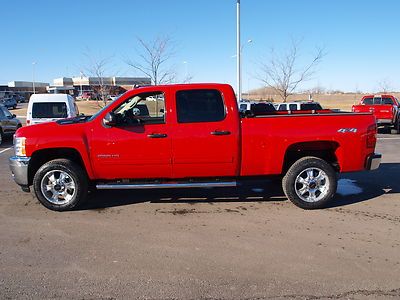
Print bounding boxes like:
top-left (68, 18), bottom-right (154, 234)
top-left (88, 98), bottom-right (117, 121)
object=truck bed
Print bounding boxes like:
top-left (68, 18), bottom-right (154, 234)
top-left (240, 112), bottom-right (375, 176)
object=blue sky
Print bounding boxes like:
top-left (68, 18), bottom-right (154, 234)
top-left (0, 0), bottom-right (399, 92)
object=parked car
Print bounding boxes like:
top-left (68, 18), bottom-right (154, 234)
top-left (9, 83), bottom-right (380, 211)
top-left (238, 101), bottom-right (276, 115)
top-left (275, 101), bottom-right (323, 111)
top-left (0, 104), bottom-right (22, 145)
top-left (0, 97), bottom-right (17, 109)
top-left (17, 95), bottom-right (27, 103)
top-left (76, 92), bottom-right (94, 101)
top-left (26, 94), bottom-right (79, 125)
top-left (352, 94), bottom-right (400, 133)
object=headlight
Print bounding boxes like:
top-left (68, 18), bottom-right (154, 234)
top-left (14, 137), bottom-right (26, 156)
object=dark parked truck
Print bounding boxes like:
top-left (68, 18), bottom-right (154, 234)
top-left (352, 94), bottom-right (400, 132)
top-left (9, 84), bottom-right (381, 211)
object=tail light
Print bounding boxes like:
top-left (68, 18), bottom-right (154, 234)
top-left (366, 124), bottom-right (377, 148)
top-left (26, 120), bottom-right (30, 125)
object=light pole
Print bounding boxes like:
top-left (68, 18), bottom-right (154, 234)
top-left (80, 71), bottom-right (83, 95)
top-left (236, 0), bottom-right (241, 101)
top-left (32, 62), bottom-right (36, 94)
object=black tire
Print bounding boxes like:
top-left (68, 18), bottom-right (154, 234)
top-left (33, 159), bottom-right (88, 211)
top-left (0, 128), bottom-right (3, 145)
top-left (282, 156), bottom-right (337, 209)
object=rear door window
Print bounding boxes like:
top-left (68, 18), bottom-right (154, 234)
top-left (176, 89), bottom-right (225, 123)
top-left (32, 102), bottom-right (68, 118)
top-left (289, 104), bottom-right (297, 111)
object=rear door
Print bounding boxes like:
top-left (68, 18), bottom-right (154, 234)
top-left (170, 88), bottom-right (240, 178)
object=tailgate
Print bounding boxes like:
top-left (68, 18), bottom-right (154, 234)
top-left (353, 105), bottom-right (394, 121)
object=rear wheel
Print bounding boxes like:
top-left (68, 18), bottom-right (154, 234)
top-left (282, 156), bottom-right (337, 209)
top-left (33, 159), bottom-right (88, 211)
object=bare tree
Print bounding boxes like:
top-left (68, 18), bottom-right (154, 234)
top-left (259, 39), bottom-right (325, 102)
top-left (83, 50), bottom-right (114, 107)
top-left (126, 36), bottom-right (177, 85)
top-left (377, 78), bottom-right (392, 93)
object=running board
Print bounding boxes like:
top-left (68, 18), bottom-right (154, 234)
top-left (96, 181), bottom-right (237, 190)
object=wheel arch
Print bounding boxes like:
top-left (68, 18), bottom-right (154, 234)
top-left (282, 141), bottom-right (340, 173)
top-left (28, 147), bottom-right (91, 186)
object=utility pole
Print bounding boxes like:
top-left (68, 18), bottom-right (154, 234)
top-left (236, 0), bottom-right (241, 102)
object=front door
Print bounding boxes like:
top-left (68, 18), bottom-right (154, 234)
top-left (90, 91), bottom-right (172, 179)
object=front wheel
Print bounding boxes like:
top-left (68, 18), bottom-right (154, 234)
top-left (282, 156), bottom-right (337, 209)
top-left (33, 159), bottom-right (88, 211)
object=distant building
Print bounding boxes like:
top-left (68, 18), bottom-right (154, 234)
top-left (0, 81), bottom-right (49, 100)
top-left (51, 76), bottom-right (151, 96)
top-left (0, 76), bottom-right (152, 99)
top-left (8, 81), bottom-right (49, 89)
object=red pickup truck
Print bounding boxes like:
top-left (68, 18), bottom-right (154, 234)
top-left (9, 84), bottom-right (381, 211)
top-left (352, 94), bottom-right (400, 132)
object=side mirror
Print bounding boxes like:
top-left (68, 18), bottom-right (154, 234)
top-left (103, 112), bottom-right (116, 127)
top-left (12, 114), bottom-right (16, 118)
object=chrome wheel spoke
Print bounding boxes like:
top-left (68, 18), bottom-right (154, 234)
top-left (64, 181), bottom-right (75, 190)
top-left (51, 192), bottom-right (59, 202)
top-left (59, 172), bottom-right (67, 183)
top-left (298, 177), bottom-right (308, 185)
top-left (306, 169), bottom-right (314, 180)
top-left (298, 185), bottom-right (308, 195)
top-left (308, 189), bottom-right (317, 201)
top-left (49, 174), bottom-right (57, 184)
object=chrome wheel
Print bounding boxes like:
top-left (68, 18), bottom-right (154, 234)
top-left (40, 170), bottom-right (77, 205)
top-left (295, 167), bottom-right (329, 203)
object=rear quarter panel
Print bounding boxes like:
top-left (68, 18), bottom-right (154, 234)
top-left (240, 113), bottom-right (376, 176)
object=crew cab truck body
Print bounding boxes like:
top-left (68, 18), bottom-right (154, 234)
top-left (352, 94), bottom-right (400, 132)
top-left (9, 83), bottom-right (381, 211)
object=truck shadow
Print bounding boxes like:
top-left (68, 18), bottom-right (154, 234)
top-left (326, 162), bottom-right (400, 208)
top-left (81, 163), bottom-right (400, 210)
top-left (82, 178), bottom-right (286, 210)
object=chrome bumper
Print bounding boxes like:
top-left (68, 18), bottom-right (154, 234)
top-left (9, 156), bottom-right (30, 186)
top-left (366, 153), bottom-right (382, 170)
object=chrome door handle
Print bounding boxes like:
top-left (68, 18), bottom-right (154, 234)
top-left (147, 133), bottom-right (168, 138)
top-left (210, 130), bottom-right (231, 136)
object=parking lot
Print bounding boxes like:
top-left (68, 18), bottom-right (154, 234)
top-left (0, 126), bottom-right (399, 299)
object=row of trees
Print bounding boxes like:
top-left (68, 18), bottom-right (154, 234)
top-left (83, 36), bottom-right (326, 105)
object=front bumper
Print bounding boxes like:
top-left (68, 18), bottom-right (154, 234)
top-left (9, 156), bottom-right (30, 186)
top-left (365, 153), bottom-right (382, 170)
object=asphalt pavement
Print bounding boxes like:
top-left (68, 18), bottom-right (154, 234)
top-left (0, 128), bottom-right (399, 299)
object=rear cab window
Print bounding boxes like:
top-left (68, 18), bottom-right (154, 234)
top-left (176, 89), bottom-right (225, 123)
top-left (32, 102), bottom-right (67, 118)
